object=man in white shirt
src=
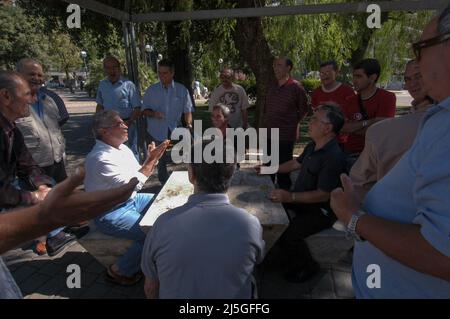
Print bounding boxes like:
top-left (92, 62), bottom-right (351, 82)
top-left (208, 68), bottom-right (249, 129)
top-left (84, 110), bottom-right (168, 286)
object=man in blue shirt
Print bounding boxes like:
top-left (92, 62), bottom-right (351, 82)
top-left (330, 6), bottom-right (450, 298)
top-left (96, 56), bottom-right (142, 158)
top-left (142, 59), bottom-right (193, 184)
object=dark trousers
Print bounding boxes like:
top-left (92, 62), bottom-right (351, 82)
top-left (145, 132), bottom-right (169, 184)
top-left (42, 160), bottom-right (67, 183)
top-left (278, 203), bottom-right (336, 272)
top-left (267, 139), bottom-right (294, 190)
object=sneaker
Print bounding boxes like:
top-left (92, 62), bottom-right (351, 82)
top-left (284, 261), bottom-right (320, 283)
top-left (64, 225), bottom-right (90, 239)
top-left (46, 231), bottom-right (77, 257)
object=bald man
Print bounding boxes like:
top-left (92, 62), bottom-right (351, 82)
top-left (96, 56), bottom-right (142, 158)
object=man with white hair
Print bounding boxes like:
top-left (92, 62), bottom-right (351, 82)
top-left (84, 110), bottom-right (168, 286)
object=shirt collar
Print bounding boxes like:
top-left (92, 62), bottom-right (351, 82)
top-left (107, 77), bottom-right (124, 86)
top-left (311, 138), bottom-right (339, 153)
top-left (160, 80), bottom-right (175, 90)
top-left (187, 193), bottom-right (230, 205)
top-left (94, 139), bottom-right (125, 151)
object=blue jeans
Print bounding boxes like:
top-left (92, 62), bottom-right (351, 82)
top-left (94, 193), bottom-right (153, 277)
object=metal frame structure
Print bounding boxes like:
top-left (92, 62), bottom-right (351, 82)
top-left (61, 0), bottom-right (447, 160)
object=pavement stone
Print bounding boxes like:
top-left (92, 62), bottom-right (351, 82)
top-left (332, 270), bottom-right (354, 299)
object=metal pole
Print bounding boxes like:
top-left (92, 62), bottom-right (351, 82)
top-left (129, 22), bottom-right (146, 163)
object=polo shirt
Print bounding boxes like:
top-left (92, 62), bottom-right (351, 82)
top-left (294, 138), bottom-right (346, 211)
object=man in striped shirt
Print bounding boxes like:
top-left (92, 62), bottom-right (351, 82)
top-left (263, 57), bottom-right (309, 190)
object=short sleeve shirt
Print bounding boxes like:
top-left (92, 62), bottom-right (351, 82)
top-left (96, 78), bottom-right (141, 119)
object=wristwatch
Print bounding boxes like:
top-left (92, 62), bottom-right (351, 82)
top-left (345, 210), bottom-right (366, 241)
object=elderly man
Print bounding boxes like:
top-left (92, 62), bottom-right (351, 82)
top-left (0, 71), bottom-right (53, 209)
top-left (142, 59), bottom-right (194, 184)
top-left (141, 141), bottom-right (264, 299)
top-left (96, 56), bottom-right (142, 157)
top-left (350, 60), bottom-right (434, 200)
top-left (14, 60), bottom-right (78, 256)
top-left (16, 59), bottom-right (67, 183)
top-left (84, 110), bottom-right (168, 286)
top-left (331, 5), bottom-right (450, 298)
top-left (340, 59), bottom-right (396, 156)
top-left (211, 103), bottom-right (230, 136)
top-left (258, 104), bottom-right (346, 283)
top-left (263, 57), bottom-right (309, 190)
top-left (208, 68), bottom-right (249, 129)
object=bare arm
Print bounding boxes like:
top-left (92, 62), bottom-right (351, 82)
top-left (184, 112), bottom-right (193, 127)
top-left (270, 189), bottom-right (330, 204)
top-left (0, 168), bottom-right (137, 254)
top-left (144, 277), bottom-right (160, 299)
top-left (331, 174), bottom-right (450, 282)
top-left (341, 117), bottom-right (388, 134)
top-left (356, 214), bottom-right (450, 282)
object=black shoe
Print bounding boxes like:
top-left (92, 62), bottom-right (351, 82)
top-left (46, 231), bottom-right (77, 257)
top-left (284, 261), bottom-right (320, 283)
top-left (64, 225), bottom-right (90, 239)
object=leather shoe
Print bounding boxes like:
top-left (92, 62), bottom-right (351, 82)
top-left (284, 261), bottom-right (320, 283)
top-left (64, 225), bottom-right (90, 239)
top-left (46, 231), bottom-right (77, 257)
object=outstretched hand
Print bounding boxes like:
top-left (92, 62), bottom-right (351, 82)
top-left (39, 167), bottom-right (138, 227)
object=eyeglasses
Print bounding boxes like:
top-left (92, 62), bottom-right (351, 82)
top-left (412, 32), bottom-right (450, 61)
top-left (103, 121), bottom-right (127, 129)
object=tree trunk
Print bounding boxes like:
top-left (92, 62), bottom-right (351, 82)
top-left (164, 1), bottom-right (195, 109)
top-left (230, 0), bottom-right (276, 129)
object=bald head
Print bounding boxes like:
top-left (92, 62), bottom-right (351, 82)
top-left (16, 58), bottom-right (44, 94)
top-left (418, 14), bottom-right (450, 102)
top-left (0, 71), bottom-right (32, 121)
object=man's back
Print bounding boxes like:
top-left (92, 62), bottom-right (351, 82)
top-left (141, 193), bottom-right (265, 299)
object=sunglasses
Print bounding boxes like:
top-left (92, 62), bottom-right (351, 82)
top-left (412, 32), bottom-right (450, 61)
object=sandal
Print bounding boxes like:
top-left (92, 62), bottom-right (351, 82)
top-left (106, 265), bottom-right (143, 286)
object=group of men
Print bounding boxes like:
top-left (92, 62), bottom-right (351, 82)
top-left (1, 4), bottom-right (450, 299)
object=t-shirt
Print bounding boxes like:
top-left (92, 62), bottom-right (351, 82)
top-left (208, 84), bottom-right (250, 128)
top-left (311, 83), bottom-right (355, 144)
top-left (311, 83), bottom-right (355, 110)
top-left (343, 89), bottom-right (396, 154)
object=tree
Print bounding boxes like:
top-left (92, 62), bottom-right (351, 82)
top-left (49, 31), bottom-right (82, 79)
top-left (0, 5), bottom-right (49, 69)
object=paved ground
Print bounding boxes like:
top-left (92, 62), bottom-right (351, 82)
top-left (1, 88), bottom-right (367, 299)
